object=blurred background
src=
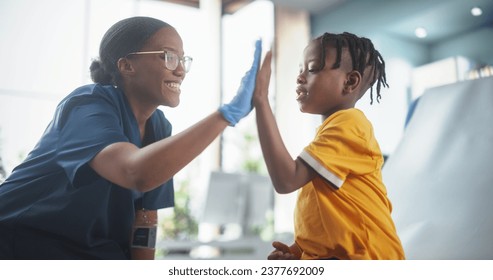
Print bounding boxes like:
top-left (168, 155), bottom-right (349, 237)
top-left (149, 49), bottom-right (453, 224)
top-left (1, 0), bottom-right (492, 259)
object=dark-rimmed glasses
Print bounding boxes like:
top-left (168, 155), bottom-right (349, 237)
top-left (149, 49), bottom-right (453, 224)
top-left (126, 50), bottom-right (193, 73)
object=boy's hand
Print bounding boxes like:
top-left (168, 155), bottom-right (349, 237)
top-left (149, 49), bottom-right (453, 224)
top-left (267, 241), bottom-right (301, 260)
top-left (253, 50), bottom-right (272, 108)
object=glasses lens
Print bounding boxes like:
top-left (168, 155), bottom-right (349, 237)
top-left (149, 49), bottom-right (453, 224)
top-left (164, 52), bottom-right (193, 73)
top-left (164, 52), bottom-right (179, 71)
top-left (182, 57), bottom-right (193, 73)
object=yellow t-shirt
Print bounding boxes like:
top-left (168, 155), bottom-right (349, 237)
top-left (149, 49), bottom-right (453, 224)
top-left (296, 108), bottom-right (405, 260)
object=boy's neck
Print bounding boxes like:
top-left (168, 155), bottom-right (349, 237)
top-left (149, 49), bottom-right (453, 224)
top-left (321, 104), bottom-right (356, 121)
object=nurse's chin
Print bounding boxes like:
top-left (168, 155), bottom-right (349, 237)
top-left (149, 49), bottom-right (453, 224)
top-left (161, 98), bottom-right (180, 108)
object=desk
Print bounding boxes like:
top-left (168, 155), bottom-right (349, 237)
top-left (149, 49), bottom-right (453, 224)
top-left (157, 236), bottom-right (274, 260)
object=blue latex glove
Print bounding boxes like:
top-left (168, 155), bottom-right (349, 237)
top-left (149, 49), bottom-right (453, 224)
top-left (219, 39), bottom-right (262, 126)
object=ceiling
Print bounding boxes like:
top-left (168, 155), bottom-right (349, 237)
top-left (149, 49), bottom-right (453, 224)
top-left (160, 0), bottom-right (249, 13)
top-left (163, 0), bottom-right (493, 44)
top-left (273, 0), bottom-right (493, 44)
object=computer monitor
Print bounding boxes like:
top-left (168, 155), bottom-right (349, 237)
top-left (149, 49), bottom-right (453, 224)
top-left (200, 171), bottom-right (274, 236)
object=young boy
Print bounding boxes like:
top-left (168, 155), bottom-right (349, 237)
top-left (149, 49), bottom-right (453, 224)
top-left (253, 32), bottom-right (405, 260)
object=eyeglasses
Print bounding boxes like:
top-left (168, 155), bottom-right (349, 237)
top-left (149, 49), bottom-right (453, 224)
top-left (126, 50), bottom-right (193, 73)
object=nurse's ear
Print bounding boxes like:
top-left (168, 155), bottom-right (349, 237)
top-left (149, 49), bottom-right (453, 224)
top-left (117, 57), bottom-right (136, 78)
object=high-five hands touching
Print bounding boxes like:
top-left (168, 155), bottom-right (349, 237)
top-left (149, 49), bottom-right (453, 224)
top-left (219, 39), bottom-right (262, 126)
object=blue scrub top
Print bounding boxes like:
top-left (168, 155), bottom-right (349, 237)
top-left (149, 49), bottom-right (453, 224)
top-left (0, 84), bottom-right (174, 259)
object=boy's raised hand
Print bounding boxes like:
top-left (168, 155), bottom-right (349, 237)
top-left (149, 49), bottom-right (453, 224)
top-left (253, 50), bottom-right (273, 108)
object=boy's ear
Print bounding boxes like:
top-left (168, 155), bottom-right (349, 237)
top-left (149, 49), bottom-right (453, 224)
top-left (117, 57), bottom-right (135, 77)
top-left (343, 70), bottom-right (361, 94)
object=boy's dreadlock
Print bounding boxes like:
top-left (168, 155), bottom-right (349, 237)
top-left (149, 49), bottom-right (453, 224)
top-left (318, 32), bottom-right (388, 104)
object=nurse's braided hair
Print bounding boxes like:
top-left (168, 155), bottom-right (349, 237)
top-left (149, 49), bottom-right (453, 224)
top-left (89, 16), bottom-right (171, 87)
top-left (317, 32), bottom-right (388, 104)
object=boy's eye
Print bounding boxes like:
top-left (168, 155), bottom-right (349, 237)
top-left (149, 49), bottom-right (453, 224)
top-left (307, 63), bottom-right (321, 73)
top-left (299, 65), bottom-right (320, 74)
top-left (308, 66), bottom-right (321, 73)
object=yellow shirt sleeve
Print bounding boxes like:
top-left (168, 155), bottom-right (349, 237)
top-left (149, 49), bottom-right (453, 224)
top-left (299, 109), bottom-right (382, 189)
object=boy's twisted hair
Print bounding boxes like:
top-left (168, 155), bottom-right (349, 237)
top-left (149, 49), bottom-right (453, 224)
top-left (318, 32), bottom-right (388, 104)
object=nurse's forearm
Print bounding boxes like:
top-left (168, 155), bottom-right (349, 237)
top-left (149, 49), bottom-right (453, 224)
top-left (90, 111), bottom-right (229, 192)
top-left (131, 111), bottom-right (229, 191)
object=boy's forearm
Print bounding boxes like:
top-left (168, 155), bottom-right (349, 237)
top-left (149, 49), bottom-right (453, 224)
top-left (255, 102), bottom-right (298, 193)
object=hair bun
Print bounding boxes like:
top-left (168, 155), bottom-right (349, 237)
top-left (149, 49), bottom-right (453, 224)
top-left (90, 59), bottom-right (113, 85)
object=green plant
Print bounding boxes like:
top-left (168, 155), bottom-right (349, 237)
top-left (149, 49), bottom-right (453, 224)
top-left (240, 130), bottom-right (265, 174)
top-left (159, 179), bottom-right (198, 241)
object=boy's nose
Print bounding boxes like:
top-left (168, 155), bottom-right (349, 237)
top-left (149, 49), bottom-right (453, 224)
top-left (296, 74), bottom-right (306, 84)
